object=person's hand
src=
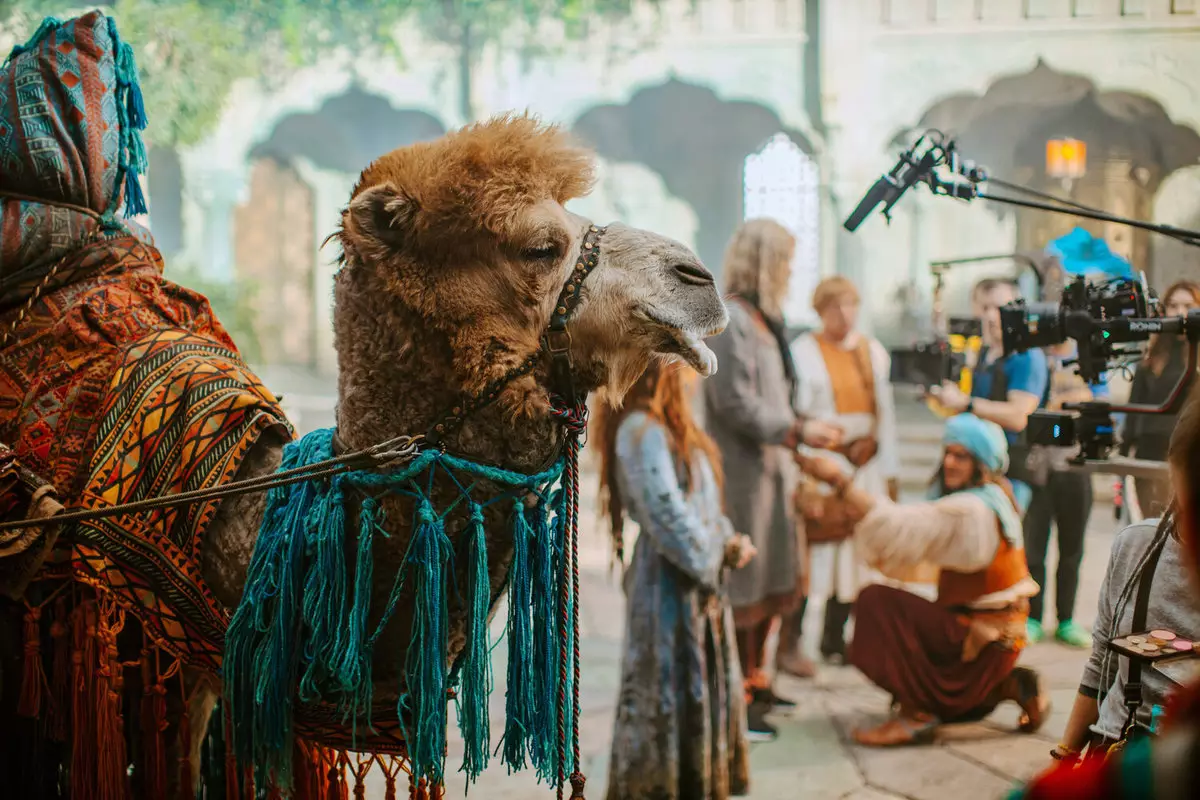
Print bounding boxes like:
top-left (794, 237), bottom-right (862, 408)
top-left (844, 437), bottom-right (878, 467)
top-left (929, 380), bottom-right (971, 413)
top-left (801, 419), bottom-right (844, 450)
top-left (794, 452), bottom-right (847, 485)
top-left (732, 534), bottom-right (757, 569)
top-left (724, 534), bottom-right (757, 569)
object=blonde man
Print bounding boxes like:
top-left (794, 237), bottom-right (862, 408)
top-left (781, 276), bottom-right (900, 669)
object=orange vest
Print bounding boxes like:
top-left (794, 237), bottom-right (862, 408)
top-left (937, 528), bottom-right (1029, 608)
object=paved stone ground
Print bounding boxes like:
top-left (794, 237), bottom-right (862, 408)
top-left (426, 487), bottom-right (1117, 800)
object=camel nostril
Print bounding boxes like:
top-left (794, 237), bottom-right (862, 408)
top-left (673, 262), bottom-right (714, 286)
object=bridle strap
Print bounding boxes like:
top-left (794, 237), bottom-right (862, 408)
top-left (425, 225), bottom-right (606, 447)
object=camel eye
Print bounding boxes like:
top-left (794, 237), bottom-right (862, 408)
top-left (522, 243), bottom-right (561, 262)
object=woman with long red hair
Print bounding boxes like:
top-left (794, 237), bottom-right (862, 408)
top-left (1009, 381), bottom-right (1200, 798)
top-left (595, 361), bottom-right (756, 800)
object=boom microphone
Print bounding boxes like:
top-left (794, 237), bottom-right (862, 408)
top-left (843, 140), bottom-right (939, 232)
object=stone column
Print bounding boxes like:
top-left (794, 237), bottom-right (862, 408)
top-left (189, 169), bottom-right (248, 283)
top-left (292, 158), bottom-right (359, 379)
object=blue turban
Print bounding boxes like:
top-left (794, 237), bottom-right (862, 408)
top-left (943, 413), bottom-right (1009, 474)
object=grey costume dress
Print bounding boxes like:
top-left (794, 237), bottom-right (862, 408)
top-left (704, 298), bottom-right (799, 625)
top-left (605, 412), bottom-right (750, 800)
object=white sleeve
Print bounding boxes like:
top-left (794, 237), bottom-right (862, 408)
top-left (871, 339), bottom-right (900, 479)
top-left (854, 493), bottom-right (1000, 582)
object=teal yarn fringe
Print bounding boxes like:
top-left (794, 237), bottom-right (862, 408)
top-left (528, 497), bottom-right (562, 780)
top-left (223, 426), bottom-right (568, 791)
top-left (224, 429), bottom-right (333, 789)
top-left (398, 497), bottom-right (452, 785)
top-left (106, 15), bottom-right (150, 217)
top-left (502, 499), bottom-right (536, 771)
top-left (457, 503), bottom-right (492, 781)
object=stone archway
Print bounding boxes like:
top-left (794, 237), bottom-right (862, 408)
top-left (233, 87), bottom-right (448, 369)
top-left (896, 60), bottom-right (1200, 289)
top-left (572, 78), bottom-right (815, 278)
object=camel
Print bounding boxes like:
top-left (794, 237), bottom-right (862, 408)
top-left (172, 114), bottom-right (730, 791)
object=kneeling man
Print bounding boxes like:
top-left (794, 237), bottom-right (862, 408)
top-left (796, 413), bottom-right (1048, 746)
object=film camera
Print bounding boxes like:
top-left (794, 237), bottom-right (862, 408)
top-left (889, 318), bottom-right (982, 388)
top-left (1001, 274), bottom-right (1200, 461)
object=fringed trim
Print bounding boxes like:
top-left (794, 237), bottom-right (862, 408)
top-left (399, 497), bottom-right (451, 785)
top-left (457, 502), bottom-right (491, 781)
top-left (529, 495), bottom-right (563, 780)
top-left (224, 426), bottom-right (569, 794)
top-left (105, 15), bottom-right (149, 217)
top-left (95, 596), bottom-right (130, 800)
top-left (503, 498), bottom-right (535, 771)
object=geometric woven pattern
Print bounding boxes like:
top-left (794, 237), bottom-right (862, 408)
top-left (0, 10), bottom-right (150, 310)
top-left (1, 236), bottom-right (291, 671)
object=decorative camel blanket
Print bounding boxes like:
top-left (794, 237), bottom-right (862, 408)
top-left (0, 236), bottom-right (291, 666)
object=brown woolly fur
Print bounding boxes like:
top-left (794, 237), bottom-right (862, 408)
top-left (336, 114), bottom-right (598, 413)
top-left (345, 113), bottom-right (595, 272)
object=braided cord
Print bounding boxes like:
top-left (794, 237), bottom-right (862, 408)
top-left (549, 399), bottom-right (588, 799)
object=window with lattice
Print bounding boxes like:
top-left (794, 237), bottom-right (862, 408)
top-left (743, 133), bottom-right (821, 323)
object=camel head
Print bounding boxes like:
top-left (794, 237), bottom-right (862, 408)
top-left (336, 114), bottom-right (728, 414)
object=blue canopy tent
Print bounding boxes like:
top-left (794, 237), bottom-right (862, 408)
top-left (1045, 226), bottom-right (1134, 279)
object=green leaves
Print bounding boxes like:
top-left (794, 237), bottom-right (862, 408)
top-left (1, 1), bottom-right (663, 146)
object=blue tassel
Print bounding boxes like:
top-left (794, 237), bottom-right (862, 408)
top-left (336, 495), bottom-right (380, 738)
top-left (106, 17), bottom-right (150, 217)
top-left (502, 499), bottom-right (535, 772)
top-left (123, 169), bottom-right (149, 216)
top-left (298, 479), bottom-right (348, 703)
top-left (457, 503), bottom-right (491, 783)
top-left (528, 497), bottom-right (560, 780)
top-left (399, 498), bottom-right (452, 786)
top-left (224, 429), bottom-right (335, 790)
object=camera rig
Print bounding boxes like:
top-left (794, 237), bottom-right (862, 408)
top-left (1003, 275), bottom-right (1200, 462)
top-left (889, 252), bottom-right (1042, 390)
top-left (845, 130), bottom-right (1200, 468)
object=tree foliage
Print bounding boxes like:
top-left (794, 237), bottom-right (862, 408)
top-left (0, 1), bottom-right (663, 146)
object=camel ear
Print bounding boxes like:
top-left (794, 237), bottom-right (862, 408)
top-left (347, 182), bottom-right (416, 250)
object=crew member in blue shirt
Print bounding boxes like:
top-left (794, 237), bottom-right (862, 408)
top-left (933, 278), bottom-right (1049, 514)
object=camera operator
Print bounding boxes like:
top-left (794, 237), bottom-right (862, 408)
top-left (930, 278), bottom-right (1048, 514)
top-left (1121, 280), bottom-right (1200, 519)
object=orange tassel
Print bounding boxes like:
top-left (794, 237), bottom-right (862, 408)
top-left (140, 651), bottom-right (169, 800)
top-left (70, 602), bottom-right (97, 800)
top-left (325, 751), bottom-right (341, 799)
top-left (224, 705), bottom-right (240, 800)
top-left (352, 755), bottom-right (373, 800)
top-left (414, 777), bottom-right (430, 800)
top-left (95, 600), bottom-right (129, 800)
top-left (48, 598), bottom-right (70, 741)
top-left (178, 696), bottom-right (194, 800)
top-left (17, 604), bottom-right (45, 717)
top-left (381, 756), bottom-right (402, 800)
